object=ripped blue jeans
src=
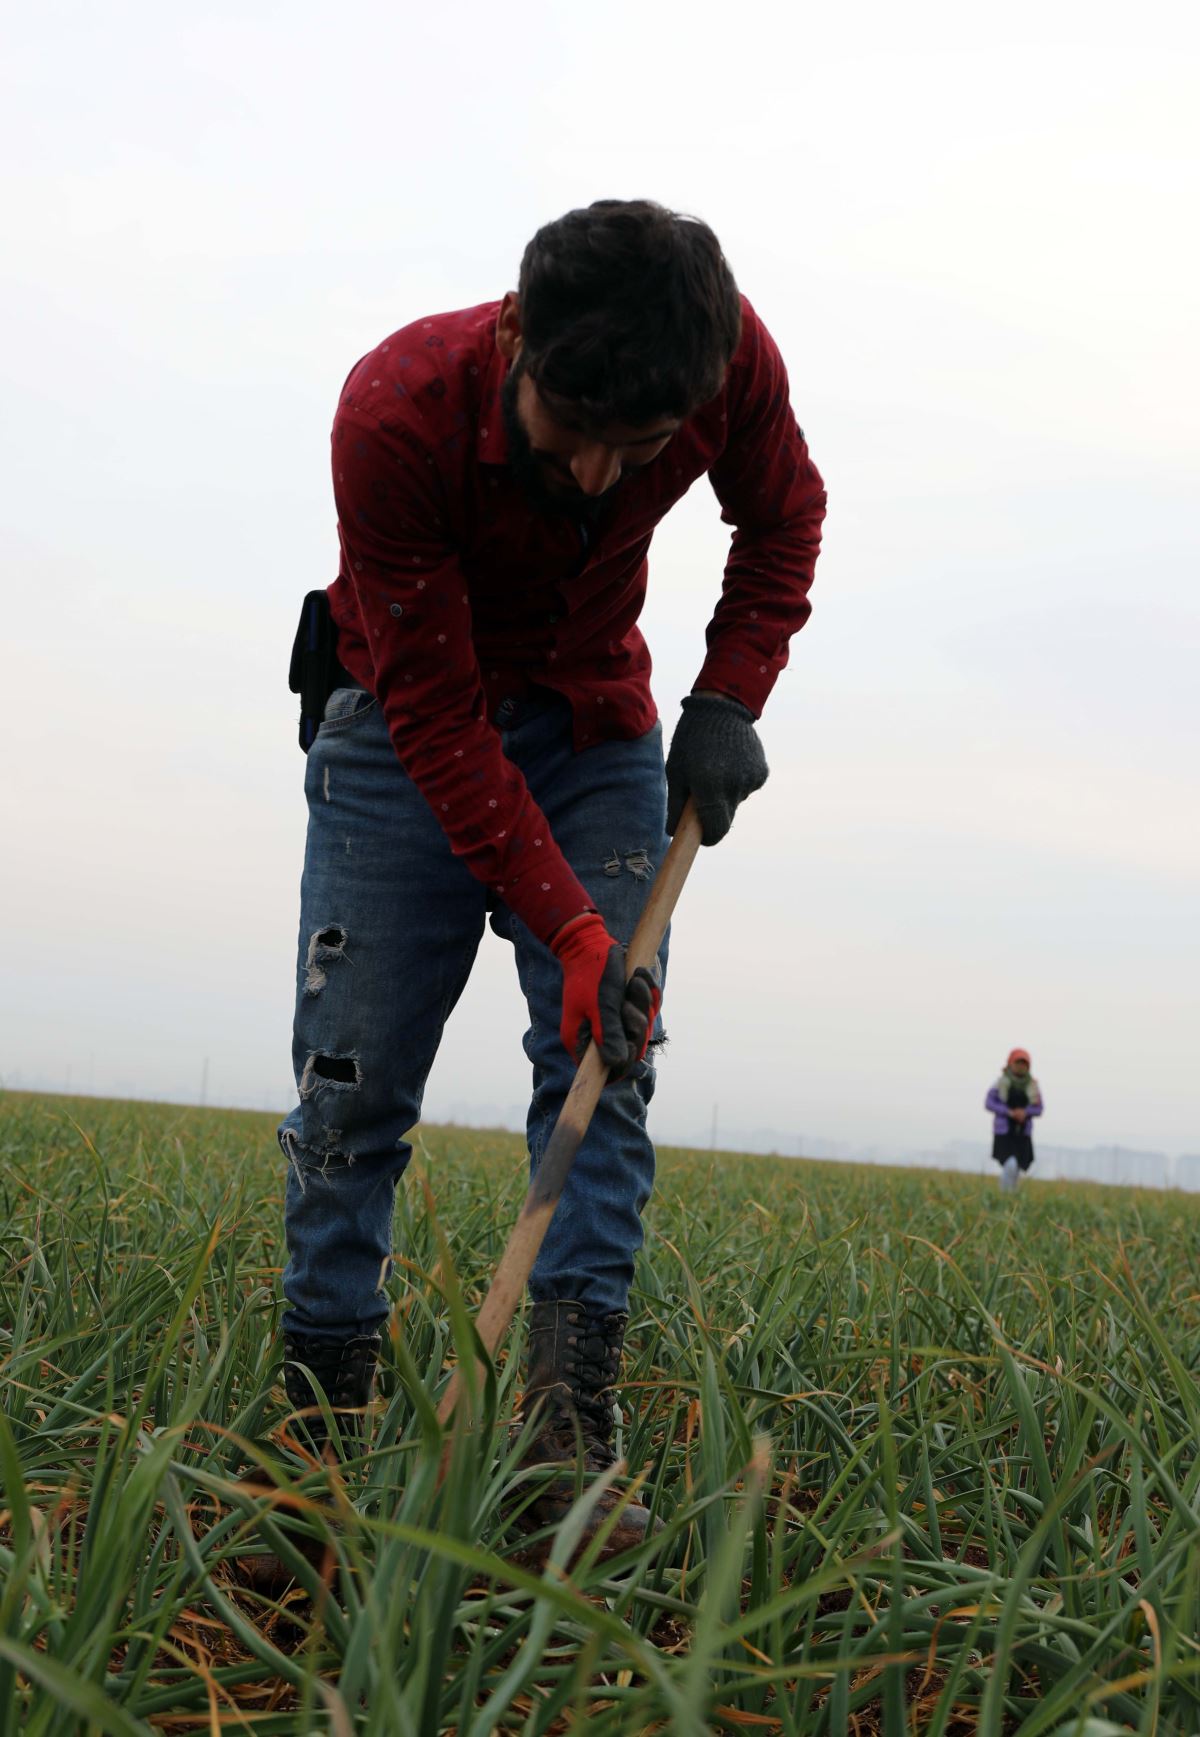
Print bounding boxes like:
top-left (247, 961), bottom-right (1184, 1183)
top-left (278, 687), bottom-right (669, 1341)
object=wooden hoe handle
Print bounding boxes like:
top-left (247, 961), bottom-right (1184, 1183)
top-left (436, 801), bottom-right (704, 1430)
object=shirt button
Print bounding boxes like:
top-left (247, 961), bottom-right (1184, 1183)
top-left (390, 603), bottom-right (403, 617)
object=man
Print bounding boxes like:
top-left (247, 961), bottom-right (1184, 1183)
top-left (278, 200), bottom-right (826, 1551)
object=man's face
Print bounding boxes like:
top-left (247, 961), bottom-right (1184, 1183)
top-left (1011, 1059), bottom-right (1029, 1077)
top-left (496, 296), bottom-right (679, 516)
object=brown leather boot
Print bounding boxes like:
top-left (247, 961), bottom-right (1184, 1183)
top-left (516, 1301), bottom-right (660, 1561)
top-left (282, 1331), bottom-right (380, 1457)
top-left (232, 1331), bottom-right (380, 1593)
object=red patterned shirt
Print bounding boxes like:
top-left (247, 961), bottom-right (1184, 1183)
top-left (327, 296), bottom-right (826, 944)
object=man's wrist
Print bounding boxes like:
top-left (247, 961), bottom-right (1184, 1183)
top-left (683, 690), bottom-right (755, 721)
top-left (549, 909), bottom-right (603, 952)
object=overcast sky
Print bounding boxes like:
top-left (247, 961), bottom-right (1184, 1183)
top-left (4, 0), bottom-right (1198, 1170)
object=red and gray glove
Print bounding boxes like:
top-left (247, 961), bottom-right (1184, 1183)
top-left (550, 912), bottom-right (661, 1077)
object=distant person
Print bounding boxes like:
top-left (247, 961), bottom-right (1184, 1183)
top-left (276, 200), bottom-right (826, 1555)
top-left (986, 1048), bottom-right (1043, 1192)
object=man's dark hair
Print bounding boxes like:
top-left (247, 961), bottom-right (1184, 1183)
top-left (516, 200), bottom-right (742, 427)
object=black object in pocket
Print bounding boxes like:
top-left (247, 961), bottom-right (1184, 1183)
top-left (289, 590), bottom-right (354, 752)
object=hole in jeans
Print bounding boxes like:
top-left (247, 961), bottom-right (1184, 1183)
top-left (312, 1054), bottom-right (359, 1084)
top-left (304, 925), bottom-right (350, 997)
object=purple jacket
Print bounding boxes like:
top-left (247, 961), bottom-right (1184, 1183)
top-left (986, 1085), bottom-right (1044, 1136)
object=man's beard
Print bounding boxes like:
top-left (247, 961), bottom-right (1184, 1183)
top-left (500, 363), bottom-right (609, 523)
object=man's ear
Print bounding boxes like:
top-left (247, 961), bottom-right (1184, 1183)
top-left (496, 292), bottom-right (523, 362)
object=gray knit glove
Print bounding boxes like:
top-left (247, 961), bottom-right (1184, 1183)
top-left (665, 693), bottom-right (769, 844)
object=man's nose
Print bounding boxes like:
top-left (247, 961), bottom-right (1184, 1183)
top-left (570, 442), bottom-right (620, 496)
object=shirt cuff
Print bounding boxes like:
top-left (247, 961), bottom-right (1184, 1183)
top-left (693, 651), bottom-right (774, 718)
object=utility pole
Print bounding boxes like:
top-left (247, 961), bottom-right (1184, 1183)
top-left (200, 1057), bottom-right (209, 1108)
top-left (710, 1103), bottom-right (719, 1151)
